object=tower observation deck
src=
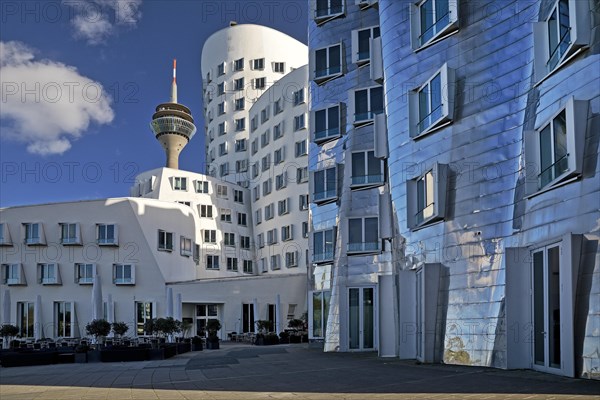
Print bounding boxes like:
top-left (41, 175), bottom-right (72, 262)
top-left (150, 60), bottom-right (197, 169)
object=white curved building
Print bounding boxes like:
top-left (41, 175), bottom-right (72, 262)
top-left (201, 23), bottom-right (308, 186)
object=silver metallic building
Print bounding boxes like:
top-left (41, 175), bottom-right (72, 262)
top-left (309, 0), bottom-right (599, 380)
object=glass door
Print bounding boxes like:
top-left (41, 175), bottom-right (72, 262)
top-left (348, 287), bottom-right (375, 351)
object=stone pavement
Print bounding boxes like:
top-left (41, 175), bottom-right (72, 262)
top-left (0, 343), bottom-right (599, 400)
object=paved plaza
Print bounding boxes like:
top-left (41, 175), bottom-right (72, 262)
top-left (1, 343), bottom-right (599, 400)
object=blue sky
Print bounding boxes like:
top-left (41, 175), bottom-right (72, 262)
top-left (0, 0), bottom-right (308, 207)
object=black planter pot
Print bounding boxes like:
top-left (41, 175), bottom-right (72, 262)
top-left (74, 352), bottom-right (87, 363)
top-left (86, 350), bottom-right (101, 363)
top-left (206, 340), bottom-right (219, 350)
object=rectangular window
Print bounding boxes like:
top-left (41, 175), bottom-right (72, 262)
top-left (237, 212), bottom-right (247, 226)
top-left (263, 178), bottom-right (272, 195)
top-left (410, 0), bottom-right (458, 49)
top-left (354, 86), bottom-right (384, 124)
top-left (253, 77), bottom-right (266, 90)
top-left (16, 302), bottom-right (34, 338)
top-left (273, 62), bottom-right (285, 73)
top-left (38, 263), bottom-right (59, 284)
top-left (24, 222), bottom-right (42, 245)
top-left (0, 223), bottom-right (9, 245)
top-left (235, 139), bottom-right (247, 152)
top-left (252, 58), bottom-right (265, 70)
top-left (314, 44), bottom-right (342, 82)
top-left (206, 255), bottom-right (219, 269)
top-left (313, 105), bottom-right (341, 143)
top-left (311, 291), bottom-right (331, 338)
top-left (278, 198), bottom-right (290, 216)
top-left (224, 232), bottom-right (235, 247)
top-left (273, 122), bottom-right (284, 139)
top-left (282, 225), bottom-right (293, 241)
top-left (204, 230), bottom-right (217, 243)
top-left (220, 162), bottom-right (229, 177)
top-left (217, 82), bottom-right (225, 96)
top-left (348, 217), bottom-right (380, 254)
top-left (219, 142), bottom-right (228, 156)
top-left (261, 130), bottom-right (270, 148)
top-left (409, 63), bottom-right (455, 138)
top-left (294, 114), bottom-right (306, 131)
top-left (234, 189), bottom-right (244, 203)
top-left (193, 244), bottom-right (200, 264)
top-left (220, 208), bottom-right (232, 223)
top-left (113, 264), bottom-right (134, 284)
top-left (54, 301), bottom-right (75, 337)
top-left (293, 89), bottom-right (305, 106)
top-left (352, 26), bottom-right (380, 64)
top-left (173, 177), bottom-right (188, 191)
top-left (235, 97), bottom-right (245, 110)
top-left (243, 260), bottom-right (253, 274)
top-left (180, 236), bottom-right (193, 257)
top-left (251, 139), bottom-right (258, 155)
top-left (217, 184), bottom-right (228, 198)
top-left (270, 254), bottom-right (281, 270)
top-left (299, 194), bottom-right (309, 211)
top-left (253, 185), bottom-right (261, 201)
top-left (158, 230), bottom-right (173, 251)
top-left (76, 263), bottom-right (94, 284)
top-left (195, 180), bottom-right (209, 193)
top-left (136, 302), bottom-right (153, 335)
top-left (177, 201), bottom-right (191, 207)
top-left (255, 209), bottom-right (262, 225)
top-left (295, 140), bottom-right (307, 157)
top-left (227, 257), bottom-right (238, 271)
top-left (274, 98), bottom-right (283, 115)
top-left (234, 58), bottom-right (244, 71)
top-left (314, 228), bottom-right (335, 263)
top-left (351, 151), bottom-right (384, 187)
top-left (313, 167), bottom-right (337, 203)
top-left (265, 203), bottom-right (275, 220)
top-left (407, 163), bottom-right (448, 229)
top-left (276, 172), bottom-right (288, 190)
top-left (97, 223), bottom-right (117, 245)
top-left (286, 251), bottom-right (298, 268)
top-left (297, 167), bottom-right (308, 183)
top-left (217, 62), bottom-right (225, 76)
top-left (262, 154), bottom-right (271, 171)
top-left (314, 0), bottom-right (345, 21)
top-left (274, 147), bottom-right (285, 164)
top-left (251, 115), bottom-right (258, 132)
top-left (235, 118), bottom-right (245, 131)
top-left (302, 221), bottom-right (309, 238)
top-left (218, 121), bottom-right (226, 136)
top-left (60, 223), bottom-right (80, 245)
top-left (217, 101), bottom-right (226, 115)
top-left (257, 233), bottom-right (265, 248)
top-left (2, 263), bottom-right (24, 285)
top-left (234, 77), bottom-right (245, 91)
top-left (241, 236), bottom-right (251, 249)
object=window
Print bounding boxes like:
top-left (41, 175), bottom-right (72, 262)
top-left (195, 180), bottom-right (209, 193)
top-left (314, 0), bottom-right (345, 23)
top-left (218, 121), bottom-right (226, 136)
top-left (311, 291), bottom-right (331, 338)
top-left (274, 147), bottom-right (285, 164)
top-left (158, 230), bottom-right (173, 251)
top-left (193, 244), bottom-right (200, 264)
top-left (313, 166), bottom-right (337, 204)
top-left (313, 105), bottom-right (341, 143)
top-left (217, 62), bottom-right (225, 75)
top-left (409, 63), bottom-right (455, 138)
top-left (219, 142), bottom-right (228, 156)
top-left (313, 44), bottom-right (342, 83)
top-left (410, 0), bottom-right (459, 49)
top-left (262, 154), bottom-right (271, 171)
top-left (314, 228), bottom-right (335, 263)
top-left (348, 217), bottom-right (380, 254)
top-left (259, 258), bottom-right (268, 273)
top-left (286, 251), bottom-right (298, 268)
top-left (297, 167), bottom-right (309, 183)
top-left (236, 159), bottom-right (248, 173)
top-left (273, 122), bottom-right (284, 139)
top-left (76, 263), bottom-right (95, 284)
top-left (352, 26), bottom-right (380, 64)
top-left (217, 82), bottom-right (225, 96)
top-left (257, 233), bottom-right (265, 248)
top-left (251, 116), bottom-right (258, 132)
top-left (220, 162), bottom-right (229, 177)
top-left (220, 208), bottom-right (232, 223)
top-left (299, 195), bottom-right (309, 211)
top-left (235, 97), bottom-right (245, 110)
top-left (177, 201), bottom-right (191, 207)
top-left (253, 186), bottom-right (261, 201)
top-left (253, 77), bottom-right (266, 90)
top-left (293, 89), bottom-right (305, 106)
top-left (533, 0), bottom-right (590, 82)
top-left (0, 223), bottom-right (10, 245)
top-left (351, 151), bottom-right (384, 188)
top-left (295, 140), bottom-right (307, 157)
top-left (255, 209), bottom-right (262, 225)
top-left (234, 58), bottom-right (244, 71)
top-left (353, 86), bottom-right (384, 125)
top-left (54, 301), bottom-right (75, 337)
top-left (261, 107), bottom-right (270, 123)
top-left (274, 98), bottom-right (283, 114)
top-left (113, 264), bottom-right (135, 284)
top-left (407, 163), bottom-right (448, 229)
top-left (252, 58), bottom-right (265, 70)
top-left (265, 203), bottom-right (275, 220)
top-left (251, 139), bottom-right (258, 155)
top-left (302, 222), bottom-right (309, 238)
top-left (224, 232), bottom-right (235, 247)
top-left (227, 257), bottom-right (238, 271)
top-left (2, 263), bottom-right (25, 285)
top-left (278, 198), bottom-right (290, 216)
top-left (282, 225), bottom-right (293, 241)
top-left (276, 172), bottom-right (288, 190)
top-left (206, 255), bottom-right (219, 269)
top-left (218, 101), bottom-right (226, 115)
top-left (263, 178), bottom-right (272, 195)
top-left (181, 236), bottom-right (192, 257)
top-left (234, 77), bottom-right (244, 91)
top-left (217, 184), bottom-right (228, 198)
top-left (204, 230), bottom-right (217, 243)
top-left (173, 177), bottom-right (187, 191)
top-left (136, 302), bottom-right (154, 335)
top-left (525, 97), bottom-right (587, 194)
top-left (235, 118), bottom-right (245, 131)
top-left (97, 223), bottom-right (117, 245)
top-left (60, 223), bottom-right (80, 245)
top-left (261, 130), bottom-right (270, 148)
top-left (16, 302), bottom-right (34, 338)
top-left (235, 139), bottom-right (247, 153)
top-left (38, 263), bottom-right (60, 284)
top-left (243, 260), bottom-right (253, 274)
top-left (271, 254), bottom-right (281, 270)
top-left (294, 114), bottom-right (306, 131)
top-left (24, 222), bottom-right (43, 245)
top-left (234, 189), bottom-right (244, 203)
top-left (241, 236), bottom-right (251, 249)
top-left (237, 212), bottom-right (247, 226)
top-left (273, 62), bottom-right (285, 73)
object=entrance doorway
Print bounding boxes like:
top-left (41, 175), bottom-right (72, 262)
top-left (348, 287), bottom-right (376, 351)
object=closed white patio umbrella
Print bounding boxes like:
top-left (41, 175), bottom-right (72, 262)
top-left (275, 294), bottom-right (281, 333)
top-left (166, 287), bottom-right (174, 318)
top-left (2, 289), bottom-right (10, 325)
top-left (174, 293), bottom-right (182, 321)
top-left (107, 293), bottom-right (114, 337)
top-left (91, 274), bottom-right (103, 320)
top-left (34, 295), bottom-right (42, 341)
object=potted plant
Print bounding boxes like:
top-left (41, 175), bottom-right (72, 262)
top-left (0, 324), bottom-right (19, 349)
top-left (74, 344), bottom-right (89, 363)
top-left (191, 335), bottom-right (203, 351)
top-left (85, 319), bottom-right (111, 346)
top-left (111, 322), bottom-right (129, 339)
top-left (254, 320), bottom-right (274, 345)
top-left (205, 319), bottom-right (221, 350)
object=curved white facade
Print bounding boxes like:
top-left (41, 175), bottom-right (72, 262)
top-left (201, 24), bottom-right (308, 186)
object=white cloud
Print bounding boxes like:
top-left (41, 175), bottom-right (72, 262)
top-left (65, 0), bottom-right (143, 45)
top-left (0, 41), bottom-right (115, 155)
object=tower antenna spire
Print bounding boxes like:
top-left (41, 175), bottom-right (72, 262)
top-left (171, 59), bottom-right (177, 103)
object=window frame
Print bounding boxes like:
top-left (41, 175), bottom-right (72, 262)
top-left (347, 216), bottom-right (380, 255)
top-left (313, 0), bottom-right (346, 25)
top-left (180, 236), bottom-right (193, 257)
top-left (312, 43), bottom-right (344, 84)
top-left (206, 255), bottom-right (220, 270)
top-left (38, 263), bottom-right (60, 285)
top-left (313, 228), bottom-right (336, 264)
top-left (113, 263), bottom-right (135, 285)
top-left (75, 263), bottom-right (95, 285)
top-left (410, 0), bottom-right (459, 51)
top-left (351, 85), bottom-right (385, 126)
top-left (312, 104), bottom-right (342, 144)
top-left (350, 150), bottom-right (385, 189)
top-left (158, 229), bottom-right (174, 252)
top-left (351, 25), bottom-right (381, 65)
top-left (311, 166), bottom-right (338, 205)
top-left (204, 229), bottom-right (217, 243)
top-left (97, 223), bottom-right (118, 246)
top-left (406, 163), bottom-right (448, 230)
